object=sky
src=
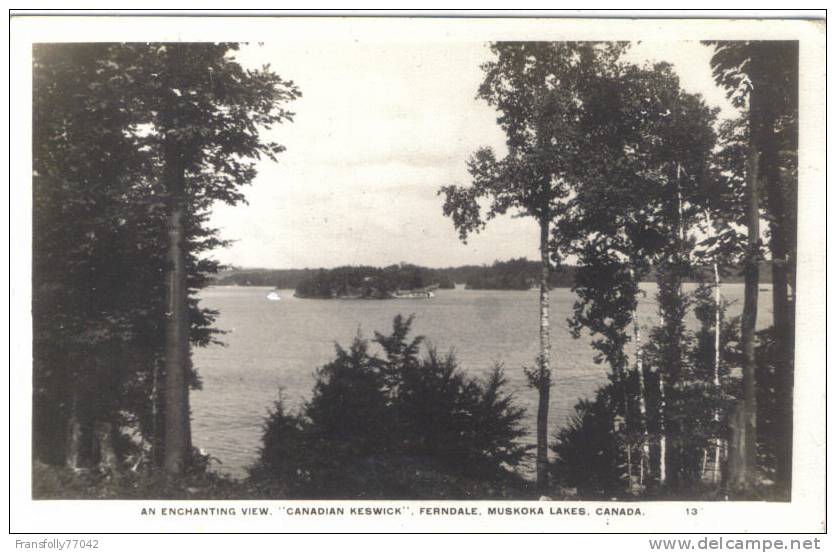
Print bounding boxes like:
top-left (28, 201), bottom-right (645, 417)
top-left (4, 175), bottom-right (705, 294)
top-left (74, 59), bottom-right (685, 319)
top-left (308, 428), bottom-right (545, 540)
top-left (207, 41), bottom-right (740, 270)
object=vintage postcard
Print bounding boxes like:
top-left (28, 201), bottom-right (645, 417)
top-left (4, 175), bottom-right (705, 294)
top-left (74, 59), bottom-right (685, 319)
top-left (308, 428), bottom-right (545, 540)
top-left (8, 13), bottom-right (827, 536)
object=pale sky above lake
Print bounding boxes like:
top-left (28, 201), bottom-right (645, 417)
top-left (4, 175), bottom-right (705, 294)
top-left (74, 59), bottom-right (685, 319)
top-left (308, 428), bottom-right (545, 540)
top-left (208, 41), bottom-right (740, 270)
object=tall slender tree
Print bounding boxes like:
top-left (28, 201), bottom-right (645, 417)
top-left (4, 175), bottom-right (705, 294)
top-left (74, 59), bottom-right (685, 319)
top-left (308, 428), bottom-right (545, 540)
top-left (125, 43), bottom-right (300, 475)
top-left (441, 42), bottom-right (625, 493)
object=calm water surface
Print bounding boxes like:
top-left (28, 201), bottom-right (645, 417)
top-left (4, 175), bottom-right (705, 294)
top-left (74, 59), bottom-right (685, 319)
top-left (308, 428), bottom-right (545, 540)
top-left (191, 283), bottom-right (773, 478)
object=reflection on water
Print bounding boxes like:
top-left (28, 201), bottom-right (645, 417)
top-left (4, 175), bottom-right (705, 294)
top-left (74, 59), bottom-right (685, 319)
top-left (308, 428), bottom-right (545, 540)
top-left (191, 283), bottom-right (773, 478)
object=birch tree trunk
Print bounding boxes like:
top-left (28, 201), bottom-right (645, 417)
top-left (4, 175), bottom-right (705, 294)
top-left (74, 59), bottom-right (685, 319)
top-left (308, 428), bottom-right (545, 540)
top-left (658, 164), bottom-right (686, 487)
top-left (617, 363), bottom-right (633, 492)
top-left (535, 217), bottom-right (552, 494)
top-left (658, 368), bottom-right (667, 485)
top-left (703, 208), bottom-right (724, 484)
top-left (633, 305), bottom-right (650, 487)
top-left (712, 260), bottom-right (723, 484)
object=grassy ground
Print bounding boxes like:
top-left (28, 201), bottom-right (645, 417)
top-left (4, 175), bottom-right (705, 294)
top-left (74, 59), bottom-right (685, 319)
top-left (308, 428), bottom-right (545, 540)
top-left (32, 460), bottom-right (540, 500)
top-left (35, 460), bottom-right (771, 501)
top-left (32, 461), bottom-right (288, 500)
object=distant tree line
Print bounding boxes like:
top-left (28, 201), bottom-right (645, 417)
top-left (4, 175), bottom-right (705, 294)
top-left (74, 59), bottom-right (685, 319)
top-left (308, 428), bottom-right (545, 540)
top-left (462, 259), bottom-right (774, 290)
top-left (213, 267), bottom-right (321, 288)
top-left (292, 264), bottom-right (455, 299)
top-left (463, 258), bottom-right (573, 289)
top-left (212, 259), bottom-right (773, 290)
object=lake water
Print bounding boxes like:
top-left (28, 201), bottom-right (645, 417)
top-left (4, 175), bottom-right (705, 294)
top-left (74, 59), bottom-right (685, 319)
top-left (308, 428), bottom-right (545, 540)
top-left (191, 283), bottom-right (773, 478)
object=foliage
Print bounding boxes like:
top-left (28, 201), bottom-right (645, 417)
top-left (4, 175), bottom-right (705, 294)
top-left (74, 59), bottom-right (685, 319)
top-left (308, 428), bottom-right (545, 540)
top-left (549, 50), bottom-right (723, 492)
top-left (439, 41), bottom-right (633, 492)
top-left (250, 315), bottom-right (530, 498)
top-left (556, 301), bottom-right (741, 498)
top-left (463, 257), bottom-right (574, 290)
top-left (440, 42), bottom-right (628, 245)
top-left (294, 264), bottom-right (449, 298)
top-left (32, 39), bottom-right (798, 501)
top-left (552, 386), bottom-right (625, 497)
top-left (32, 43), bottom-right (299, 470)
top-left (705, 40), bottom-right (798, 496)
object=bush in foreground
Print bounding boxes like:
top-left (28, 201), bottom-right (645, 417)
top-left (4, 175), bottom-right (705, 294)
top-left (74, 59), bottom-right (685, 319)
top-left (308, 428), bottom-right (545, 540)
top-left (249, 314), bottom-right (532, 498)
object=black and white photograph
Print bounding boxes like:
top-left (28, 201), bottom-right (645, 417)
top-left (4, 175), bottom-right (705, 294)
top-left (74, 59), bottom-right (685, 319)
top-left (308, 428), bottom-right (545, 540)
top-left (9, 13), bottom-right (826, 535)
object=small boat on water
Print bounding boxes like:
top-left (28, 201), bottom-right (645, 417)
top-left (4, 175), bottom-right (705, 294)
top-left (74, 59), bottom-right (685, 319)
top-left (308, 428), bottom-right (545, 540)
top-left (266, 290), bottom-right (282, 301)
top-left (391, 290), bottom-right (435, 299)
top-left (390, 284), bottom-right (438, 299)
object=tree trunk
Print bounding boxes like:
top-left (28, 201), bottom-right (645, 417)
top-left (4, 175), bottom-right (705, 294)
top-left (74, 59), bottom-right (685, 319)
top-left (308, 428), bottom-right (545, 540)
top-left (94, 421), bottom-right (118, 474)
top-left (535, 217), bottom-right (552, 494)
top-left (761, 107), bottom-right (794, 500)
top-left (737, 126), bottom-right (761, 493)
top-left (633, 305), bottom-right (650, 487)
top-left (701, 207), bottom-right (725, 485)
top-left (658, 369), bottom-right (667, 485)
top-left (151, 357), bottom-right (163, 467)
top-left (162, 141), bottom-right (191, 477)
top-left (658, 166), bottom-right (687, 488)
top-left (768, 226), bottom-right (794, 499)
top-left (65, 392), bottom-right (84, 471)
top-left (712, 260), bottom-right (723, 484)
top-left (617, 363), bottom-right (633, 492)
top-left (728, 399), bottom-right (748, 489)
top-left (183, 357), bottom-right (193, 457)
top-left (624, 420), bottom-right (633, 492)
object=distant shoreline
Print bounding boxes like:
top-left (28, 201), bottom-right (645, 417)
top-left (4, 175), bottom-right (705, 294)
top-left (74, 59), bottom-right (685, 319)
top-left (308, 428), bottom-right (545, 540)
top-left (211, 260), bottom-right (776, 294)
top-left (206, 281), bottom-right (769, 290)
